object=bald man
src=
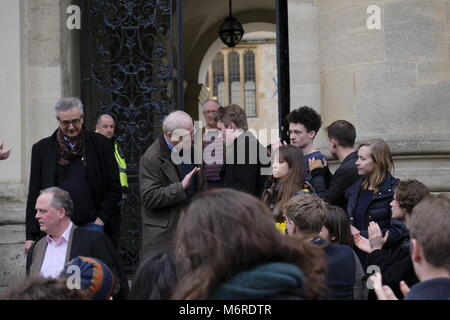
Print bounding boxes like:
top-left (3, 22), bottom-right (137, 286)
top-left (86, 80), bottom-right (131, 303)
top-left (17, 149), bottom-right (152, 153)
top-left (96, 114), bottom-right (128, 247)
top-left (139, 111), bottom-right (205, 256)
top-left (96, 114), bottom-right (115, 139)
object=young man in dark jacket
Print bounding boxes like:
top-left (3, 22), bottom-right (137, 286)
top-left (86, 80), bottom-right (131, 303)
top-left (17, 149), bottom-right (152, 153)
top-left (309, 120), bottom-right (359, 210)
top-left (216, 105), bottom-right (269, 197)
top-left (284, 194), bottom-right (357, 300)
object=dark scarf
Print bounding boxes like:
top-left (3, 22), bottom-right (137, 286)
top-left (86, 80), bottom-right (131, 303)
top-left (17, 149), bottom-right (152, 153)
top-left (57, 128), bottom-right (86, 166)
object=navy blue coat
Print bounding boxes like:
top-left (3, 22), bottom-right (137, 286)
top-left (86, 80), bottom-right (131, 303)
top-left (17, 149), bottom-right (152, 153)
top-left (346, 174), bottom-right (408, 268)
top-left (406, 278), bottom-right (450, 300)
top-left (346, 174), bottom-right (398, 238)
top-left (312, 238), bottom-right (356, 300)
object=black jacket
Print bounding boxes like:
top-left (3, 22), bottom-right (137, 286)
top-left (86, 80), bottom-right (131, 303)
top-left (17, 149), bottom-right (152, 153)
top-left (310, 151), bottom-right (359, 209)
top-left (26, 227), bottom-right (129, 299)
top-left (25, 129), bottom-right (122, 241)
top-left (368, 235), bottom-right (419, 299)
top-left (221, 131), bottom-right (269, 197)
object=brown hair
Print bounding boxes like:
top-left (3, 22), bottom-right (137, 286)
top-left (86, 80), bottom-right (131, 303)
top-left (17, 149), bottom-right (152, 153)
top-left (323, 205), bottom-right (354, 247)
top-left (395, 179), bottom-right (430, 215)
top-left (283, 194), bottom-right (327, 235)
top-left (409, 195), bottom-right (450, 272)
top-left (216, 104), bottom-right (248, 131)
top-left (262, 145), bottom-right (306, 215)
top-left (1, 277), bottom-right (87, 300)
top-left (326, 120), bottom-right (356, 148)
top-left (171, 189), bottom-right (326, 300)
top-left (358, 139), bottom-right (394, 192)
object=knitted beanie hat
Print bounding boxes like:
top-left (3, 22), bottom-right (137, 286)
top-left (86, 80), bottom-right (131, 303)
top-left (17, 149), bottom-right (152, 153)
top-left (61, 256), bottom-right (116, 300)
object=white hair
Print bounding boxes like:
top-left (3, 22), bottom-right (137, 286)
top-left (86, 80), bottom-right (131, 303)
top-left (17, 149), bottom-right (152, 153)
top-left (202, 99), bottom-right (221, 113)
top-left (162, 111), bottom-right (193, 133)
top-left (55, 97), bottom-right (84, 117)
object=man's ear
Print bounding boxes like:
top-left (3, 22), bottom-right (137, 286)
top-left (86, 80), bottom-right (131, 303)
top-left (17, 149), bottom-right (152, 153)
top-left (411, 239), bottom-right (422, 263)
top-left (308, 130), bottom-right (317, 139)
top-left (330, 138), bottom-right (338, 148)
top-left (58, 208), bottom-right (66, 219)
top-left (228, 122), bottom-right (237, 130)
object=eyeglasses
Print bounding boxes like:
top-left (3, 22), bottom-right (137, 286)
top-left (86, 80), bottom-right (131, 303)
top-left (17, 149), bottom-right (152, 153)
top-left (58, 117), bottom-right (82, 127)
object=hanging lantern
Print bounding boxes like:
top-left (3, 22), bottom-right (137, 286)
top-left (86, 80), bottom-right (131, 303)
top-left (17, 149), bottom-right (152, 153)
top-left (219, 0), bottom-right (244, 48)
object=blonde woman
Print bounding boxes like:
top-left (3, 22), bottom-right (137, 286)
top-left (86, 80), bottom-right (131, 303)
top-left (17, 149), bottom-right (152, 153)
top-left (345, 139), bottom-right (407, 269)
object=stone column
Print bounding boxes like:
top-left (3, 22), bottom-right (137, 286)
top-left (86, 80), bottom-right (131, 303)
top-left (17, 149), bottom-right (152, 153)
top-left (318, 0), bottom-right (450, 192)
top-left (0, 0), bottom-right (72, 293)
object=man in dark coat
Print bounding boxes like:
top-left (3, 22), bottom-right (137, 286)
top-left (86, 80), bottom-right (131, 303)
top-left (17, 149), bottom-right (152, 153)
top-left (309, 120), bottom-right (359, 209)
top-left (26, 187), bottom-right (128, 299)
top-left (216, 104), bottom-right (269, 197)
top-left (24, 97), bottom-right (121, 253)
top-left (139, 111), bottom-right (205, 257)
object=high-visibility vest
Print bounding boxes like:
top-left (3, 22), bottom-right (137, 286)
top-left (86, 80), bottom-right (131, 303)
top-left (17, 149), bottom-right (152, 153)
top-left (114, 141), bottom-right (128, 188)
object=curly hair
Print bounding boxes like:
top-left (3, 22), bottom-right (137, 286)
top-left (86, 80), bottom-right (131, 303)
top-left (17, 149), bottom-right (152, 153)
top-left (286, 106), bottom-right (322, 133)
top-left (396, 179), bottom-right (430, 215)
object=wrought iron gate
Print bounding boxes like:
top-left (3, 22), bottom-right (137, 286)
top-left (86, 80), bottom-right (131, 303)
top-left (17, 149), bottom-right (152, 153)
top-left (80, 0), bottom-right (183, 273)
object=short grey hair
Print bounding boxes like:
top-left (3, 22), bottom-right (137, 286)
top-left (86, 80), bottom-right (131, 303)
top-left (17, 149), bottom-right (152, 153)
top-left (162, 111), bottom-right (193, 134)
top-left (55, 97), bottom-right (84, 117)
top-left (40, 187), bottom-right (74, 218)
top-left (202, 99), bottom-right (221, 113)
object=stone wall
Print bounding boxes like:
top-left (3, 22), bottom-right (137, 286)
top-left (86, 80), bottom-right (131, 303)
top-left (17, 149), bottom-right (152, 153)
top-left (0, 0), bottom-right (69, 293)
top-left (316, 0), bottom-right (450, 192)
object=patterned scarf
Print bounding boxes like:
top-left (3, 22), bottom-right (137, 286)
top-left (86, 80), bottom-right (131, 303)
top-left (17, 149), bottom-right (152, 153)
top-left (56, 128), bottom-right (85, 166)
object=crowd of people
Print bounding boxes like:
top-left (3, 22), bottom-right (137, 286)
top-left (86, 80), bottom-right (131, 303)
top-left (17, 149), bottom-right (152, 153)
top-left (1, 97), bottom-right (449, 301)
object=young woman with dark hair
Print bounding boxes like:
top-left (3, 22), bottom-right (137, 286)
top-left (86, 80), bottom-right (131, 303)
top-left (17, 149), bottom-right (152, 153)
top-left (262, 145), bottom-right (318, 233)
top-left (320, 205), bottom-right (354, 247)
top-left (320, 205), bottom-right (368, 300)
top-left (129, 248), bottom-right (181, 300)
top-left (171, 189), bottom-right (327, 300)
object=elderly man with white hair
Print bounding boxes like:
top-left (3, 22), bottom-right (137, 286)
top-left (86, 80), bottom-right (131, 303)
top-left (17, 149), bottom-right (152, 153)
top-left (139, 110), bottom-right (205, 256)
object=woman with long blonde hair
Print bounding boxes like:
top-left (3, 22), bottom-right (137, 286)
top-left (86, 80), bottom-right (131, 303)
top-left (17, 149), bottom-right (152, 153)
top-left (346, 139), bottom-right (407, 268)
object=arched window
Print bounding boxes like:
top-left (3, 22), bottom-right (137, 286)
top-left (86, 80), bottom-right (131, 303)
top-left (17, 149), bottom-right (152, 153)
top-left (206, 47), bottom-right (258, 117)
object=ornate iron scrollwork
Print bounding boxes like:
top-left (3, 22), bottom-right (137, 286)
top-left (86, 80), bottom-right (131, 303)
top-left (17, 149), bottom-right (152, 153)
top-left (80, 0), bottom-right (179, 273)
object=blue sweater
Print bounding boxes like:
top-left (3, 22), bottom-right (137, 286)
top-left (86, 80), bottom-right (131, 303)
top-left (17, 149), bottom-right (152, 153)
top-left (406, 278), bottom-right (450, 300)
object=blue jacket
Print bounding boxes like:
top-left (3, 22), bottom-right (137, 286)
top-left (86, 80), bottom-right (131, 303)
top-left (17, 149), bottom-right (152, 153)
top-left (406, 278), bottom-right (450, 300)
top-left (312, 238), bottom-right (356, 300)
top-left (346, 174), bottom-right (401, 239)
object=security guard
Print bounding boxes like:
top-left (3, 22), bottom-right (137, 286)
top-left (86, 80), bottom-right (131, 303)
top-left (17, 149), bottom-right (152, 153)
top-left (96, 113), bottom-right (128, 246)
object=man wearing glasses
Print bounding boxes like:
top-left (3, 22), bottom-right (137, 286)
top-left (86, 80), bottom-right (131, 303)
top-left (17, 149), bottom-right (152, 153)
top-left (24, 97), bottom-right (121, 254)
